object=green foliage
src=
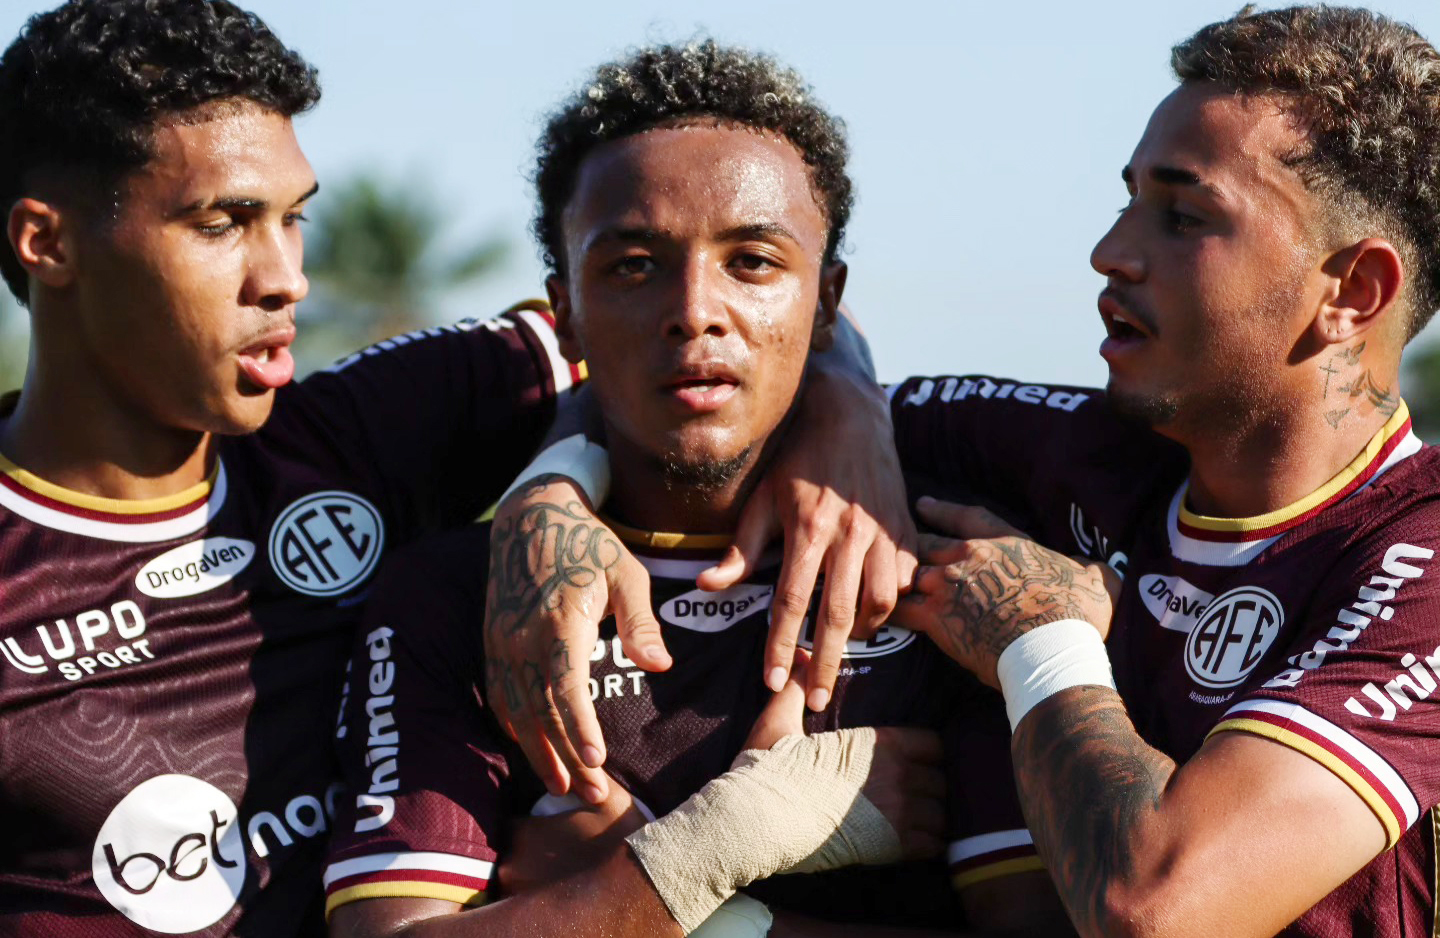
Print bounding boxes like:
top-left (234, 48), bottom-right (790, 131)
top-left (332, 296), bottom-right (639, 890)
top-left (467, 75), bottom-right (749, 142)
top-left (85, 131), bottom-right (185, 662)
top-left (1403, 339), bottom-right (1440, 440)
top-left (0, 294), bottom-right (27, 394)
top-left (295, 172), bottom-right (509, 374)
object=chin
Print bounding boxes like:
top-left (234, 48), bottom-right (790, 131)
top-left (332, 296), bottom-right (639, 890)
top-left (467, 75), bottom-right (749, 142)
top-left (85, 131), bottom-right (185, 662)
top-left (1105, 379), bottom-right (1179, 427)
top-left (657, 444), bottom-right (754, 494)
top-left (215, 393), bottom-right (277, 436)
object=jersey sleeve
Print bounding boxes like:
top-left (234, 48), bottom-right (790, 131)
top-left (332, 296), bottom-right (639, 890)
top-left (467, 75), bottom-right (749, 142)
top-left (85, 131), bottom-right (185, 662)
top-left (888, 374), bottom-right (1180, 526)
top-left (1209, 506), bottom-right (1440, 849)
top-left (944, 678), bottom-right (1043, 891)
top-left (324, 529), bottom-right (511, 917)
top-left (274, 300), bottom-right (581, 540)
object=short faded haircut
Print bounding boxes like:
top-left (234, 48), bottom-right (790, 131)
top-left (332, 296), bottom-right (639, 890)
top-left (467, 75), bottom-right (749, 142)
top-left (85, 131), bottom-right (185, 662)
top-left (533, 39), bottom-right (853, 276)
top-left (1173, 5), bottom-right (1440, 340)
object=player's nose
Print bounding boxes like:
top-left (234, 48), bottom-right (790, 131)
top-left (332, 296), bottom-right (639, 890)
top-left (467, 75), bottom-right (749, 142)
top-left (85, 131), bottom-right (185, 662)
top-left (246, 223), bottom-right (309, 313)
top-left (665, 254), bottom-right (730, 340)
top-left (1091, 212), bottom-right (1144, 284)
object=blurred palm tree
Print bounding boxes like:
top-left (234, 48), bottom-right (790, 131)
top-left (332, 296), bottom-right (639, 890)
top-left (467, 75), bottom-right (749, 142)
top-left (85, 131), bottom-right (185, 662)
top-left (295, 171), bottom-right (510, 374)
top-left (0, 293), bottom-right (28, 394)
top-left (1403, 341), bottom-right (1440, 440)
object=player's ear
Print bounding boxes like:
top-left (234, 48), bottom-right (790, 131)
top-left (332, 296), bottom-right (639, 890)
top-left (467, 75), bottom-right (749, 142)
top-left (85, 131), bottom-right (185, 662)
top-left (546, 273), bottom-right (584, 364)
top-left (1311, 238), bottom-right (1403, 347)
top-left (810, 260), bottom-right (847, 352)
top-left (8, 197), bottom-right (76, 292)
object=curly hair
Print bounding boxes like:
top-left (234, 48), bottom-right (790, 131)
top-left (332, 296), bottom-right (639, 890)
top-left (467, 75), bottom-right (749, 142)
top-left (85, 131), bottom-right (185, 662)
top-left (533, 39), bottom-right (852, 275)
top-left (0, 0), bottom-right (320, 305)
top-left (1173, 5), bottom-right (1440, 340)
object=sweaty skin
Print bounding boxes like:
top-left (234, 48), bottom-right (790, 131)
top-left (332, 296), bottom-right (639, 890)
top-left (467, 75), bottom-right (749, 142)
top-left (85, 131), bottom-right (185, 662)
top-left (895, 85), bottom-right (1407, 938)
top-left (3, 102), bottom-right (315, 498)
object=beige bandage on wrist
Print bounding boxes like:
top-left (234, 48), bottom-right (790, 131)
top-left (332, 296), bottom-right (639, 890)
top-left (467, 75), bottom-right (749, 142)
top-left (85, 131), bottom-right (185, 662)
top-left (626, 727), bottom-right (901, 934)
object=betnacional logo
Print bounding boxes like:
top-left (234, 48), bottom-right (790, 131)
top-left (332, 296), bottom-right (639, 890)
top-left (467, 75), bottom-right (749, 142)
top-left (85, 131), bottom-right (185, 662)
top-left (135, 537), bottom-right (255, 599)
top-left (659, 585), bottom-right (773, 633)
top-left (269, 491), bottom-right (384, 597)
top-left (1183, 586), bottom-right (1284, 689)
top-left (799, 623), bottom-right (918, 659)
top-left (93, 774), bottom-right (340, 933)
top-left (93, 775), bottom-right (247, 933)
top-left (1139, 574), bottom-right (1215, 634)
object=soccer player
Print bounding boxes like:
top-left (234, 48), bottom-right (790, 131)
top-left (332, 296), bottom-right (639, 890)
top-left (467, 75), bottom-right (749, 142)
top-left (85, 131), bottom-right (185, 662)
top-left (888, 6), bottom-right (1440, 937)
top-left (0, 2), bottom-right (907, 933)
top-left (325, 41), bottom-right (1065, 937)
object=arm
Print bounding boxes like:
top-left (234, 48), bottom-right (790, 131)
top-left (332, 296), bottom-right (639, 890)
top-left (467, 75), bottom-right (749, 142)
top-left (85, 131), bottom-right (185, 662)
top-left (893, 500), bottom-right (1428, 938)
top-left (333, 663), bottom-right (945, 938)
top-left (484, 307), bottom-right (916, 798)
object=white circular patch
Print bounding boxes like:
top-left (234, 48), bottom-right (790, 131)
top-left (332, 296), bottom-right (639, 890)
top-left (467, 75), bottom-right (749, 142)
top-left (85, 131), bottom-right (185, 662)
top-left (268, 491), bottom-right (384, 597)
top-left (799, 624), bottom-right (917, 659)
top-left (1184, 586), bottom-right (1284, 689)
top-left (92, 774), bottom-right (247, 933)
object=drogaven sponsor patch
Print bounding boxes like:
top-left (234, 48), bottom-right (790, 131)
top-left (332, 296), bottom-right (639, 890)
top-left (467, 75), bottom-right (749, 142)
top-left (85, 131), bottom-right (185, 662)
top-left (135, 537), bottom-right (255, 599)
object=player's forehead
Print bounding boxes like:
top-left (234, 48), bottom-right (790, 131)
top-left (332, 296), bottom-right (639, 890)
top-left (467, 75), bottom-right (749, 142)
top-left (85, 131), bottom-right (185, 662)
top-left (1127, 83), bottom-right (1311, 212)
top-left (563, 123), bottom-right (828, 255)
top-left (121, 100), bottom-right (316, 211)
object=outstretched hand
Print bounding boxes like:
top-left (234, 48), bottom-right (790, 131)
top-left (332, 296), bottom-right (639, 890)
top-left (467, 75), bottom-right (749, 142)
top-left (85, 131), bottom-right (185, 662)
top-left (891, 497), bottom-right (1120, 687)
top-left (483, 476), bottom-right (673, 804)
top-left (700, 364), bottom-right (917, 712)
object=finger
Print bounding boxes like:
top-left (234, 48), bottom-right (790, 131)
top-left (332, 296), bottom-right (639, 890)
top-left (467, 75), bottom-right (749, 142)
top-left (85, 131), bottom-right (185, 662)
top-left (743, 652), bottom-right (810, 750)
top-left (513, 717), bottom-right (571, 797)
top-left (896, 542), bottom-right (919, 594)
top-left (807, 531), bottom-right (870, 710)
top-left (914, 532), bottom-right (972, 567)
top-left (537, 691), bottom-right (608, 805)
top-left (764, 535), bottom-right (825, 693)
top-left (915, 497), bottom-right (1024, 540)
top-left (610, 559), bottom-right (672, 672)
top-left (552, 652), bottom-right (606, 771)
top-left (698, 487), bottom-right (779, 591)
top-left (854, 536), bottom-right (898, 640)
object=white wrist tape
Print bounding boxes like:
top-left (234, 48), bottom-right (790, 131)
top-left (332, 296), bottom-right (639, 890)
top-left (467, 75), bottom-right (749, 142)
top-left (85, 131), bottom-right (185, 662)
top-left (626, 727), bottom-right (900, 934)
top-left (689, 894), bottom-right (773, 938)
top-left (996, 619), bottom-right (1116, 731)
top-left (498, 434), bottom-right (610, 507)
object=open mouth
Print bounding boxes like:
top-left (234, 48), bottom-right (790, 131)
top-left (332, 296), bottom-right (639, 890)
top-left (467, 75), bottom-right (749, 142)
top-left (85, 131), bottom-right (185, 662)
top-left (1098, 292), bottom-right (1154, 343)
top-left (664, 369), bottom-right (741, 412)
top-left (237, 328), bottom-right (297, 391)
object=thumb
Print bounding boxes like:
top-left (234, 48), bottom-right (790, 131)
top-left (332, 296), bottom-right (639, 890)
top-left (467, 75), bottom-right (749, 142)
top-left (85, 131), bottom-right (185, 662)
top-left (742, 651), bottom-right (810, 751)
top-left (697, 480), bottom-right (779, 591)
top-left (609, 557), bottom-right (672, 672)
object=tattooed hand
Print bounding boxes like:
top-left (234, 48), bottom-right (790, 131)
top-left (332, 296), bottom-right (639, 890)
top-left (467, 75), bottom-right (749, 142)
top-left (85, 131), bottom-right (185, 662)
top-left (484, 475), bottom-right (672, 803)
top-left (891, 498), bottom-right (1118, 688)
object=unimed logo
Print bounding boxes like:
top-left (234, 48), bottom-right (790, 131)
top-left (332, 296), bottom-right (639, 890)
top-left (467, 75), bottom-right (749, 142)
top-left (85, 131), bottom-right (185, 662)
top-left (92, 775), bottom-right (247, 933)
top-left (268, 491), bottom-right (384, 597)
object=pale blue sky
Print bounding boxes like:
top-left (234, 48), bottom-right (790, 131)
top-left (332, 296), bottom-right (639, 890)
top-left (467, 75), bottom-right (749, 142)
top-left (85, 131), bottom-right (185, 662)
top-left (4, 0), bottom-right (1439, 385)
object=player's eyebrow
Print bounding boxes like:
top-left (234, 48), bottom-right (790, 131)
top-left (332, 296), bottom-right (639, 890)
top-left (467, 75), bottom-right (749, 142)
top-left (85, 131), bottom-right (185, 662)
top-left (176, 181), bottom-right (320, 215)
top-left (1121, 164), bottom-right (1225, 200)
top-left (580, 226), bottom-right (665, 255)
top-left (715, 222), bottom-right (800, 246)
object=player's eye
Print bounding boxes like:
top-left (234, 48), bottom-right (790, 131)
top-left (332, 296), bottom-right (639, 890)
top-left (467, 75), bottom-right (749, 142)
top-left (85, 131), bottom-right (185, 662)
top-left (283, 212), bottom-right (310, 227)
top-left (731, 252), bottom-right (778, 273)
top-left (611, 255), bottom-right (655, 278)
top-left (195, 216), bottom-right (238, 238)
top-left (1166, 209), bottom-right (1202, 233)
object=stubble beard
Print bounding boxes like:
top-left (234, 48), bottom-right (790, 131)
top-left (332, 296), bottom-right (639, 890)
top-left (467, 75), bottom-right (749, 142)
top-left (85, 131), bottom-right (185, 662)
top-left (659, 445), bottom-right (754, 495)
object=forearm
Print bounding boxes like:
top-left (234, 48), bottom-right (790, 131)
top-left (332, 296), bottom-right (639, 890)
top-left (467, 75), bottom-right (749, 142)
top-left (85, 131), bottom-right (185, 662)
top-left (360, 847), bottom-right (681, 938)
top-left (1009, 686), bottom-right (1176, 938)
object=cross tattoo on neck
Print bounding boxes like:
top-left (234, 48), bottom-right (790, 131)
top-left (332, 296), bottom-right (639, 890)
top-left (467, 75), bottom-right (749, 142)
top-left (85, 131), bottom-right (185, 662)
top-left (1319, 360), bottom-right (1342, 397)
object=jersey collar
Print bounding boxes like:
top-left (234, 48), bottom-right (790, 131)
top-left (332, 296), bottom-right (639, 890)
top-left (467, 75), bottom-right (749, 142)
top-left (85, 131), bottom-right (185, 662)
top-left (1167, 403), bottom-right (1420, 566)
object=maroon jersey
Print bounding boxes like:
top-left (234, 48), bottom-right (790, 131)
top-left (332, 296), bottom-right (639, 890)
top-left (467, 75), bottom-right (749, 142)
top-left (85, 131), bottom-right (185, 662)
top-left (0, 304), bottom-right (578, 936)
top-left (324, 523), bottom-right (1030, 928)
top-left (891, 374), bottom-right (1440, 937)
